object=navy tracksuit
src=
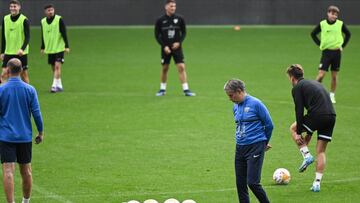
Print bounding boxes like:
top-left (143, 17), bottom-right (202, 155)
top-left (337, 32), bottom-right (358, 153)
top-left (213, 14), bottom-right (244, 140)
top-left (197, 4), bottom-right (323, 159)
top-left (232, 95), bottom-right (273, 203)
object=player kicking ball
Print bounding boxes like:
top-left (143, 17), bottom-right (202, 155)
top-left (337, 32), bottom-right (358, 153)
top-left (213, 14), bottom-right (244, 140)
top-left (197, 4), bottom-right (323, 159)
top-left (286, 64), bottom-right (336, 192)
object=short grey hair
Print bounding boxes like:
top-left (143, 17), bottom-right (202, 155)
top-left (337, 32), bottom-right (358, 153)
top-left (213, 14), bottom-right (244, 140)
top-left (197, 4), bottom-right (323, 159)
top-left (224, 79), bottom-right (245, 92)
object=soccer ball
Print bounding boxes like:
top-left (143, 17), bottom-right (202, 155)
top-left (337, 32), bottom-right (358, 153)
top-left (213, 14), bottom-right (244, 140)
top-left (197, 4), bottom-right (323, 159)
top-left (164, 198), bottom-right (180, 203)
top-left (127, 201), bottom-right (140, 203)
top-left (182, 200), bottom-right (196, 203)
top-left (144, 199), bottom-right (158, 203)
top-left (273, 168), bottom-right (291, 185)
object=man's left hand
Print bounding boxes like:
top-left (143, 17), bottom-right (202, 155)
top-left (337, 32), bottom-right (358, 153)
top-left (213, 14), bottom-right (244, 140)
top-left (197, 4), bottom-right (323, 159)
top-left (172, 42), bottom-right (180, 50)
top-left (265, 144), bottom-right (272, 151)
top-left (16, 49), bottom-right (24, 56)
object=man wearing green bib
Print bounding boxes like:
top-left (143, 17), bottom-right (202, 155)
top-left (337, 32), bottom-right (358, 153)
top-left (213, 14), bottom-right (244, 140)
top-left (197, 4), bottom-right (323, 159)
top-left (0, 0), bottom-right (30, 83)
top-left (41, 4), bottom-right (70, 93)
top-left (311, 5), bottom-right (351, 104)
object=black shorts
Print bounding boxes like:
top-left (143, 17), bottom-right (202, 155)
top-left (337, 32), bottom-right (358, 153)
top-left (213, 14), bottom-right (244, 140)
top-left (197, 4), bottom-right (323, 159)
top-left (0, 141), bottom-right (32, 164)
top-left (2, 54), bottom-right (28, 70)
top-left (319, 49), bottom-right (341, 72)
top-left (302, 114), bottom-right (336, 142)
top-left (161, 47), bottom-right (184, 65)
top-left (48, 52), bottom-right (65, 65)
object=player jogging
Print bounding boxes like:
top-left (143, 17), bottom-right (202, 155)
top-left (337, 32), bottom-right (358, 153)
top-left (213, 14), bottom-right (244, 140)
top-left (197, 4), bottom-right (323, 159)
top-left (286, 64), bottom-right (336, 192)
top-left (154, 0), bottom-right (195, 96)
top-left (224, 79), bottom-right (273, 203)
top-left (1, 0), bottom-right (30, 83)
top-left (311, 5), bottom-right (351, 103)
top-left (41, 4), bottom-right (70, 93)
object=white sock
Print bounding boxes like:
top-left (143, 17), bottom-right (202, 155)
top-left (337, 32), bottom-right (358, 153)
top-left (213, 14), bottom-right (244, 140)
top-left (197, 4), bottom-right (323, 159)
top-left (55, 78), bottom-right (63, 88)
top-left (300, 146), bottom-right (311, 158)
top-left (160, 83), bottom-right (166, 90)
top-left (182, 83), bottom-right (189, 91)
top-left (22, 197), bottom-right (30, 203)
top-left (52, 79), bottom-right (56, 87)
top-left (315, 172), bottom-right (323, 182)
top-left (330, 92), bottom-right (335, 97)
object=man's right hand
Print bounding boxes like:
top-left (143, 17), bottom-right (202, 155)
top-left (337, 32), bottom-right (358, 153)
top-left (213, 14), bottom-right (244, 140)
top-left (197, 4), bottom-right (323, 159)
top-left (0, 54), bottom-right (4, 61)
top-left (164, 46), bottom-right (171, 55)
top-left (295, 134), bottom-right (305, 145)
top-left (40, 49), bottom-right (44, 54)
top-left (35, 132), bottom-right (44, 144)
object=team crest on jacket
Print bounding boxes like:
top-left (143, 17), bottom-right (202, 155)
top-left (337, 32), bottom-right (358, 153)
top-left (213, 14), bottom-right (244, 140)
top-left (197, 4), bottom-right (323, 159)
top-left (174, 19), bottom-right (178, 24)
top-left (244, 107), bottom-right (250, 113)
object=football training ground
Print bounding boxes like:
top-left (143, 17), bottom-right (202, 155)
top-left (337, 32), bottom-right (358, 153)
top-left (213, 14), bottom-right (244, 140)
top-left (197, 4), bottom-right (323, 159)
top-left (0, 26), bottom-right (359, 202)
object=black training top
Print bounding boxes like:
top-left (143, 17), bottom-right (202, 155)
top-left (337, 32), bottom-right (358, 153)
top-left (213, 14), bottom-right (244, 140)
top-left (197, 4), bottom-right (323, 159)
top-left (1, 13), bottom-right (30, 54)
top-left (311, 19), bottom-right (351, 48)
top-left (154, 13), bottom-right (186, 47)
top-left (291, 79), bottom-right (336, 134)
top-left (40, 15), bottom-right (69, 49)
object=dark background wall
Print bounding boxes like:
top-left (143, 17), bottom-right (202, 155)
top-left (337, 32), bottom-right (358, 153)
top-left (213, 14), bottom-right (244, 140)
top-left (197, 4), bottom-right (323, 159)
top-left (0, 0), bottom-right (359, 25)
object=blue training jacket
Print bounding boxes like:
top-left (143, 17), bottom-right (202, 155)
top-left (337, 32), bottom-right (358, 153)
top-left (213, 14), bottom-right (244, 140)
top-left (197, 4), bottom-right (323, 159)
top-left (0, 77), bottom-right (43, 143)
top-left (233, 94), bottom-right (273, 145)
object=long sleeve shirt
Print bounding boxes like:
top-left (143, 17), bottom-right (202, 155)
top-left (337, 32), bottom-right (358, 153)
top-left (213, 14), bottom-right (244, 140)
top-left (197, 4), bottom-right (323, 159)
top-left (154, 13), bottom-right (186, 47)
top-left (311, 19), bottom-right (351, 48)
top-left (291, 79), bottom-right (336, 135)
top-left (1, 13), bottom-right (30, 53)
top-left (0, 77), bottom-right (43, 143)
top-left (41, 15), bottom-right (69, 49)
top-left (233, 95), bottom-right (274, 145)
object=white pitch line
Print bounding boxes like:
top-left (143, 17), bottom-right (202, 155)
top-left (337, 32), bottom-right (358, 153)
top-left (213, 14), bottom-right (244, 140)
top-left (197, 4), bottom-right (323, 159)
top-left (27, 176), bottom-right (360, 200)
top-left (32, 184), bottom-right (74, 203)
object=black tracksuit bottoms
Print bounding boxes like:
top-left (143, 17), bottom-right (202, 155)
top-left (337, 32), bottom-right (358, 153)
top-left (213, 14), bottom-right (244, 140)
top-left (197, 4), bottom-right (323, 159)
top-left (235, 141), bottom-right (270, 203)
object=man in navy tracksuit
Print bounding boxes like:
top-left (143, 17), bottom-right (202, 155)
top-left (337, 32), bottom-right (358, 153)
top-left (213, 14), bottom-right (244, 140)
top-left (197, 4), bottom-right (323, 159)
top-left (224, 79), bottom-right (273, 203)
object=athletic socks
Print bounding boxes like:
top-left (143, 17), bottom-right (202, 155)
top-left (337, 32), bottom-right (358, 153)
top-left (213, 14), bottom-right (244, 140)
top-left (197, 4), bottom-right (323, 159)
top-left (22, 197), bottom-right (30, 203)
top-left (182, 83), bottom-right (189, 91)
top-left (315, 172), bottom-right (323, 183)
top-left (52, 78), bottom-right (56, 87)
top-left (52, 78), bottom-right (63, 88)
top-left (160, 82), bottom-right (167, 90)
top-left (300, 146), bottom-right (311, 159)
top-left (56, 78), bottom-right (63, 88)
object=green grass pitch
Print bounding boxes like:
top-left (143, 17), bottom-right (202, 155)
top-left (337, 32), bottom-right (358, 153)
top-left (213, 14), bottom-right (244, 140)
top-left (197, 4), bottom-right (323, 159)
top-left (0, 26), bottom-right (359, 202)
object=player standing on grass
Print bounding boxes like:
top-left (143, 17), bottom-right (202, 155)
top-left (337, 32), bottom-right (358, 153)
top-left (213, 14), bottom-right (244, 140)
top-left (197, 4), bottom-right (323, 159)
top-left (1, 0), bottom-right (30, 83)
top-left (224, 79), bottom-right (273, 203)
top-left (286, 64), bottom-right (336, 192)
top-left (311, 5), bottom-right (351, 104)
top-left (154, 0), bottom-right (195, 96)
top-left (41, 4), bottom-right (70, 93)
top-left (0, 58), bottom-right (44, 203)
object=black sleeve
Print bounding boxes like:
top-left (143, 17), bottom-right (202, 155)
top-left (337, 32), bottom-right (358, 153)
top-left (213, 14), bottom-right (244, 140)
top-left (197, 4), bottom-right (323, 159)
top-left (154, 19), bottom-right (163, 46)
top-left (310, 24), bottom-right (321, 46)
top-left (179, 17), bottom-right (186, 43)
top-left (292, 86), bottom-right (305, 135)
top-left (1, 19), bottom-right (5, 54)
top-left (21, 19), bottom-right (30, 51)
top-left (40, 24), bottom-right (45, 49)
top-left (59, 18), bottom-right (69, 48)
top-left (342, 23), bottom-right (351, 48)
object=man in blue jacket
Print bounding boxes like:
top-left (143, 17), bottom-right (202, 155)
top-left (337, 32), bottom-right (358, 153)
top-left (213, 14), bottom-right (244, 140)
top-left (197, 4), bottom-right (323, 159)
top-left (0, 58), bottom-right (44, 203)
top-left (224, 79), bottom-right (273, 203)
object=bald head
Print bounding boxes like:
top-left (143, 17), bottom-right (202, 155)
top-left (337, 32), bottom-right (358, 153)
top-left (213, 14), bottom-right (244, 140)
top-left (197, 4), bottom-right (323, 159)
top-left (7, 58), bottom-right (22, 75)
